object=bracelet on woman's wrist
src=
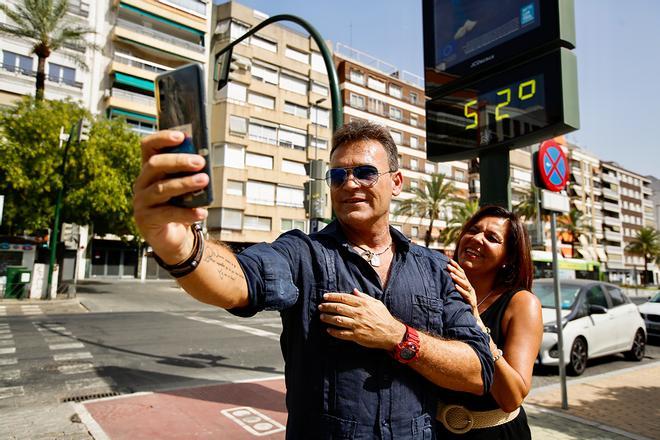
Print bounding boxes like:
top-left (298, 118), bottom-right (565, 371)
top-left (152, 223), bottom-right (205, 278)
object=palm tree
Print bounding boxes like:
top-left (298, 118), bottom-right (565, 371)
top-left (394, 173), bottom-right (456, 247)
top-left (0, 0), bottom-right (97, 100)
top-left (440, 199), bottom-right (480, 247)
top-left (625, 227), bottom-right (660, 286)
top-left (557, 208), bottom-right (594, 258)
top-left (513, 188), bottom-right (539, 221)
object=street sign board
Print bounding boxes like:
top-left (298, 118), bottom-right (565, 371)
top-left (541, 189), bottom-right (570, 212)
top-left (535, 140), bottom-right (570, 191)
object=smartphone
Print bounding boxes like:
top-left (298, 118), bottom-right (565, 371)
top-left (155, 63), bottom-right (213, 207)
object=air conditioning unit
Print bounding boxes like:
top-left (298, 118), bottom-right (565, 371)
top-left (102, 89), bottom-right (111, 99)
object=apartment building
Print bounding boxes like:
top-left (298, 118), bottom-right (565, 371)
top-left (206, 1), bottom-right (332, 247)
top-left (0, 0), bottom-right (95, 107)
top-left (334, 43), bottom-right (469, 249)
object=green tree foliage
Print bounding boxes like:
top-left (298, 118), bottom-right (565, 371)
top-left (0, 0), bottom-right (98, 100)
top-left (625, 227), bottom-right (660, 286)
top-left (394, 173), bottom-right (456, 247)
top-left (514, 188), bottom-right (539, 221)
top-left (0, 97), bottom-right (141, 238)
top-left (557, 208), bottom-right (594, 258)
top-left (440, 199), bottom-right (480, 247)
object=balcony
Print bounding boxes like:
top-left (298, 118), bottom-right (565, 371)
top-left (602, 173), bottom-right (618, 185)
top-left (0, 63), bottom-right (83, 88)
top-left (606, 245), bottom-right (623, 254)
top-left (116, 18), bottom-right (204, 54)
top-left (67, 0), bottom-right (90, 17)
top-left (111, 88), bottom-right (155, 107)
top-left (643, 185), bottom-right (652, 195)
top-left (602, 201), bottom-right (620, 213)
top-left (603, 216), bottom-right (621, 227)
top-left (602, 187), bottom-right (619, 201)
top-left (113, 53), bottom-right (170, 74)
top-left (604, 230), bottom-right (623, 242)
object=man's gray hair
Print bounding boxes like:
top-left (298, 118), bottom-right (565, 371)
top-left (330, 120), bottom-right (399, 171)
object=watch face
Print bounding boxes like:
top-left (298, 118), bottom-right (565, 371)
top-left (400, 347), bottom-right (416, 360)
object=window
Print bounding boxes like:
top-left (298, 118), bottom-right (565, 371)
top-left (350, 69), bottom-right (364, 84)
top-left (311, 81), bottom-right (328, 96)
top-left (310, 106), bottom-right (330, 127)
top-left (279, 126), bottom-right (307, 150)
top-left (252, 35), bottom-right (277, 52)
top-left (248, 121), bottom-right (277, 145)
top-left (389, 106), bottom-right (403, 121)
top-left (226, 180), bottom-right (244, 196)
top-left (425, 163), bottom-right (435, 174)
top-left (411, 226), bottom-right (419, 237)
top-left (368, 98), bottom-right (385, 115)
top-left (310, 137), bottom-right (328, 150)
top-left (282, 159), bottom-right (306, 175)
top-left (586, 285), bottom-right (608, 308)
top-left (248, 92), bottom-right (275, 109)
top-left (367, 76), bottom-right (386, 93)
top-left (48, 62), bottom-right (75, 85)
top-left (246, 152), bottom-right (273, 169)
top-left (227, 82), bottom-right (247, 102)
top-left (229, 115), bottom-right (247, 134)
top-left (454, 170), bottom-right (466, 182)
top-left (285, 47), bottom-right (308, 64)
top-left (410, 114), bottom-right (418, 127)
top-left (277, 186), bottom-right (304, 207)
top-left (2, 51), bottom-right (33, 73)
top-left (389, 84), bottom-right (402, 99)
top-left (246, 181), bottom-right (275, 205)
top-left (410, 158), bottom-right (418, 170)
top-left (244, 215), bottom-right (271, 231)
top-left (311, 52), bottom-right (325, 73)
top-left (215, 143), bottom-right (244, 168)
top-left (410, 180), bottom-right (418, 189)
top-left (282, 219), bottom-right (306, 233)
top-left (251, 63), bottom-right (278, 84)
top-left (607, 287), bottom-right (626, 307)
top-left (284, 101), bottom-right (308, 118)
top-left (350, 93), bottom-right (365, 109)
top-left (410, 136), bottom-right (419, 149)
top-left (280, 72), bottom-right (307, 95)
top-left (222, 208), bottom-right (243, 229)
top-left (409, 92), bottom-right (418, 104)
top-left (390, 130), bottom-right (402, 144)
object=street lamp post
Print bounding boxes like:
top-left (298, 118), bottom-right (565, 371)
top-left (309, 97), bottom-right (327, 233)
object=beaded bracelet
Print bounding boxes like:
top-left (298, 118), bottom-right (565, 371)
top-left (492, 348), bottom-right (504, 363)
top-left (152, 223), bottom-right (205, 278)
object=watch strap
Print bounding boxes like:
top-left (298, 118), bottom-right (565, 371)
top-left (393, 325), bottom-right (420, 364)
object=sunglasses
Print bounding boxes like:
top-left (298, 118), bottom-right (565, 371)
top-left (325, 165), bottom-right (395, 188)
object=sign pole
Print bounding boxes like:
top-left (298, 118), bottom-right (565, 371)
top-left (550, 211), bottom-right (568, 409)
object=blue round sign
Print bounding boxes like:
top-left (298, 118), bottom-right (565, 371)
top-left (537, 140), bottom-right (569, 191)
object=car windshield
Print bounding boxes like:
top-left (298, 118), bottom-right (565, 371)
top-left (533, 282), bottom-right (582, 310)
top-left (651, 292), bottom-right (660, 303)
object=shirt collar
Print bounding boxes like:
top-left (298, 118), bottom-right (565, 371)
top-left (316, 219), bottom-right (411, 252)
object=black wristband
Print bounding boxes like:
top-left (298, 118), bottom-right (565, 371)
top-left (152, 223), bottom-right (205, 278)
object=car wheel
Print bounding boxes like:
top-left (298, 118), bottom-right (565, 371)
top-left (567, 337), bottom-right (587, 376)
top-left (624, 329), bottom-right (646, 361)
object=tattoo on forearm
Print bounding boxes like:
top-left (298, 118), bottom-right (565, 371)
top-left (204, 242), bottom-right (245, 282)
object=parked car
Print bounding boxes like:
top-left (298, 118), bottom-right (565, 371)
top-left (637, 292), bottom-right (660, 338)
top-left (533, 279), bottom-right (646, 376)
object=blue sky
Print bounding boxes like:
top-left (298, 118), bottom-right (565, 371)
top-left (222, 0), bottom-right (659, 178)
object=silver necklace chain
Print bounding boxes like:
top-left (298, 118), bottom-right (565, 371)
top-left (350, 242), bottom-right (392, 267)
top-left (476, 289), bottom-right (496, 308)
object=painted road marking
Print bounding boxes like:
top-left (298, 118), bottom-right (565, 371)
top-left (49, 342), bottom-right (85, 351)
top-left (0, 347), bottom-right (16, 355)
top-left (66, 377), bottom-right (115, 391)
top-left (0, 358), bottom-right (17, 366)
top-left (39, 325), bottom-right (66, 331)
top-left (0, 369), bottom-right (20, 380)
top-left (0, 340), bottom-right (15, 347)
top-left (0, 329), bottom-right (11, 334)
top-left (0, 333), bottom-right (13, 340)
top-left (44, 336), bottom-right (75, 344)
top-left (58, 363), bottom-right (95, 375)
top-left (186, 316), bottom-right (280, 341)
top-left (0, 386), bottom-right (24, 399)
top-left (221, 407), bottom-right (286, 436)
top-left (54, 352), bottom-right (93, 361)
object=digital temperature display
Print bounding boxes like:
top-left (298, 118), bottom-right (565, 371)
top-left (426, 48), bottom-right (579, 162)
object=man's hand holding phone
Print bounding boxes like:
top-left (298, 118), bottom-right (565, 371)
top-left (132, 130), bottom-right (209, 264)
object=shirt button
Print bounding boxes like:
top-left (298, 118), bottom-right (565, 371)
top-left (381, 420), bottom-right (388, 426)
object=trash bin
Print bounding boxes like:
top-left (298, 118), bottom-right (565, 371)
top-left (4, 267), bottom-right (31, 299)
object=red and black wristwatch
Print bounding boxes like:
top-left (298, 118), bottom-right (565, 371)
top-left (392, 325), bottom-right (420, 364)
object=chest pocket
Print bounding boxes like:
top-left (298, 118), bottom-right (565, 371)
top-left (407, 253), bottom-right (444, 334)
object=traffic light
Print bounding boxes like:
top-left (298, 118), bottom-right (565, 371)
top-left (61, 223), bottom-right (74, 242)
top-left (304, 160), bottom-right (326, 219)
top-left (215, 47), bottom-right (248, 91)
top-left (77, 118), bottom-right (91, 142)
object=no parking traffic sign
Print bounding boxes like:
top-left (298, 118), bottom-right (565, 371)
top-left (536, 140), bottom-right (569, 192)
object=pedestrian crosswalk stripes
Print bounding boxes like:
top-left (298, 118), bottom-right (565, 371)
top-left (54, 352), bottom-right (93, 362)
top-left (0, 386), bottom-right (24, 399)
top-left (0, 358), bottom-right (17, 366)
top-left (0, 347), bottom-right (16, 355)
top-left (0, 369), bottom-right (20, 381)
top-left (65, 377), bottom-right (115, 392)
top-left (49, 342), bottom-right (85, 351)
top-left (58, 363), bottom-right (95, 375)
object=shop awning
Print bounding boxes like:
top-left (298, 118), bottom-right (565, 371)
top-left (109, 108), bottom-right (157, 123)
top-left (114, 72), bottom-right (154, 92)
top-left (119, 2), bottom-right (205, 36)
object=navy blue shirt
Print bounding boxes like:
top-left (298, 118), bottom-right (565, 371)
top-left (233, 221), bottom-right (493, 439)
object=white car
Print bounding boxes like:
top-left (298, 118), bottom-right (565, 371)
top-left (638, 292), bottom-right (660, 338)
top-left (534, 279), bottom-right (646, 376)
